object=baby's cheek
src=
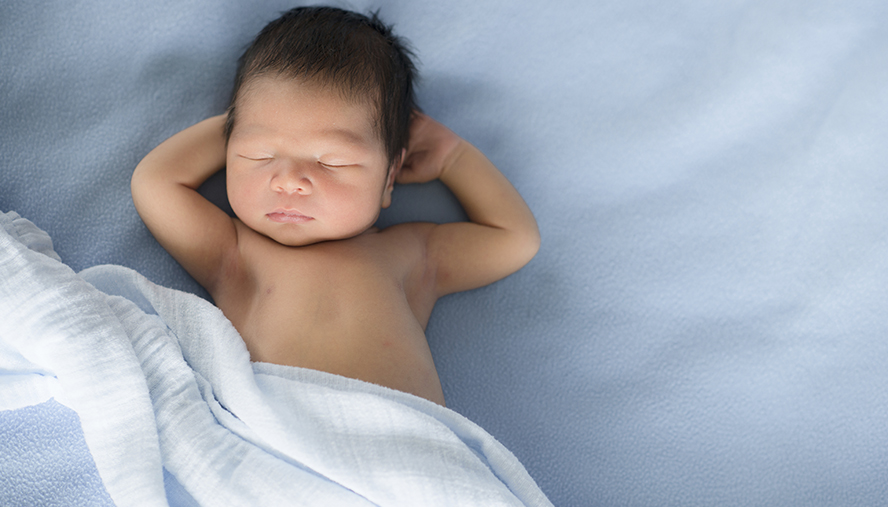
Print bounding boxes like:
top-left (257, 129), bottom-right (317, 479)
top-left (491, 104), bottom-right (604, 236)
top-left (227, 174), bottom-right (255, 205)
top-left (226, 190), bottom-right (244, 215)
top-left (227, 187), bottom-right (258, 223)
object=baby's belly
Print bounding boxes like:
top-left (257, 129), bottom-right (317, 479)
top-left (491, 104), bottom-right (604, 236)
top-left (242, 320), bottom-right (446, 406)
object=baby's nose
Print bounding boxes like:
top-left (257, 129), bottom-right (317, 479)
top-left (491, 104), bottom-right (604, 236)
top-left (273, 167), bottom-right (313, 195)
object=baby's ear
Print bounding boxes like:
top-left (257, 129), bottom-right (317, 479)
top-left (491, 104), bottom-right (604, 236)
top-left (381, 148), bottom-right (406, 209)
top-left (393, 148), bottom-right (407, 179)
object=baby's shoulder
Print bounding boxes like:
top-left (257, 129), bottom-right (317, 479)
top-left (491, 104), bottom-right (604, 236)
top-left (374, 221), bottom-right (437, 251)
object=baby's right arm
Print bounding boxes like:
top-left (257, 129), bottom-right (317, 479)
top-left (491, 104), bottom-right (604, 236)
top-left (131, 115), bottom-right (236, 293)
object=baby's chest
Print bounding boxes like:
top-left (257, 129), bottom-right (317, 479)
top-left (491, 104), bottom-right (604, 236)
top-left (220, 233), bottom-right (431, 337)
top-left (255, 243), bottom-right (397, 289)
top-left (245, 246), bottom-right (408, 319)
top-left (228, 256), bottom-right (419, 364)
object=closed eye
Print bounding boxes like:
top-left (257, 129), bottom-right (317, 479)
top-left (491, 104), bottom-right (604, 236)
top-left (318, 161), bottom-right (353, 169)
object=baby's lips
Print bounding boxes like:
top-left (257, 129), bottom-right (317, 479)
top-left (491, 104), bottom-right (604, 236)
top-left (267, 209), bottom-right (313, 223)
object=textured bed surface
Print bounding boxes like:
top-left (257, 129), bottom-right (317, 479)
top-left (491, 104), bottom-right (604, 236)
top-left (3, 1), bottom-right (888, 505)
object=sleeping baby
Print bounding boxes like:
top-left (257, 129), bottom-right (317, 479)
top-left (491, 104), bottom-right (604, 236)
top-left (131, 6), bottom-right (539, 406)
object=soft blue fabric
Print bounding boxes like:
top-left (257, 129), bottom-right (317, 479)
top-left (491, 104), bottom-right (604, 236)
top-left (3, 1), bottom-right (888, 505)
top-left (0, 400), bottom-right (113, 507)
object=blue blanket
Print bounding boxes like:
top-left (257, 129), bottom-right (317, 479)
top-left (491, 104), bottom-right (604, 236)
top-left (3, 1), bottom-right (888, 505)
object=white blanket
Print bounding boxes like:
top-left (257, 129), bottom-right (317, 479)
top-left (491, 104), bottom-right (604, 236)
top-left (0, 211), bottom-right (551, 507)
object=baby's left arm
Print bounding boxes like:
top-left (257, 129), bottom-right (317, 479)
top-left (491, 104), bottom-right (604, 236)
top-left (398, 113), bottom-right (540, 297)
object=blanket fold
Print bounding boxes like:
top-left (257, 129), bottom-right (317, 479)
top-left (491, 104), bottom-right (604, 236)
top-left (0, 210), bottom-right (550, 507)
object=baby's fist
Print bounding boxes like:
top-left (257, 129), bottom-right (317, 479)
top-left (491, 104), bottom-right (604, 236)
top-left (397, 113), bottom-right (464, 184)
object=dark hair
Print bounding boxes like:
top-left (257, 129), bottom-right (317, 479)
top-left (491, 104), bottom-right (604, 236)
top-left (226, 6), bottom-right (419, 166)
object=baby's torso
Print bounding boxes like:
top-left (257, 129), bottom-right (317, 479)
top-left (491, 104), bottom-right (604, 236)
top-left (213, 220), bottom-right (445, 405)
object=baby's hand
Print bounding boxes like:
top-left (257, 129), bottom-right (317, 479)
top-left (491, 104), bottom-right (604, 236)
top-left (397, 112), bottom-right (465, 184)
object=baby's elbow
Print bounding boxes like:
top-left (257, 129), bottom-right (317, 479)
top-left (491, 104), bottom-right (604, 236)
top-left (130, 166), bottom-right (147, 206)
top-left (528, 226), bottom-right (542, 260)
top-left (514, 224), bottom-right (541, 269)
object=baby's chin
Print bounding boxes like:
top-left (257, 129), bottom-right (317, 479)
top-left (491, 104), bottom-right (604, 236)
top-left (262, 226), bottom-right (375, 247)
top-left (234, 211), bottom-right (381, 247)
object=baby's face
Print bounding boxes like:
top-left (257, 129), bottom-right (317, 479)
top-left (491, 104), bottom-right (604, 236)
top-left (226, 76), bottom-right (395, 246)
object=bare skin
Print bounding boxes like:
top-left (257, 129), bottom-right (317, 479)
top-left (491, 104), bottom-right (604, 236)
top-left (131, 76), bottom-right (539, 406)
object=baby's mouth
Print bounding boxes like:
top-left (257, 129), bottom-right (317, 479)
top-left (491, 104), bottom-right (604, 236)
top-left (267, 210), bottom-right (313, 224)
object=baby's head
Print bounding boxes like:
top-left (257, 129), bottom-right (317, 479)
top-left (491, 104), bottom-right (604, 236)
top-left (223, 7), bottom-right (419, 246)
top-left (226, 6), bottom-right (418, 167)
